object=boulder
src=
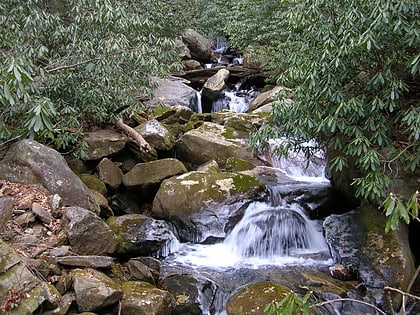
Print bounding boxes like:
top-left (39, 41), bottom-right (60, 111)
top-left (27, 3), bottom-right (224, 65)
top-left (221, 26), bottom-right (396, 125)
top-left (226, 281), bottom-right (291, 315)
top-left (164, 274), bottom-right (217, 315)
top-left (323, 204), bottom-right (416, 311)
top-left (97, 158), bottom-right (124, 190)
top-left (72, 268), bottom-right (123, 312)
top-left (0, 139), bottom-right (99, 213)
top-left (182, 28), bottom-right (212, 61)
top-left (122, 158), bottom-right (187, 198)
top-left (106, 214), bottom-right (178, 257)
top-left (135, 119), bottom-right (175, 151)
top-left (56, 256), bottom-right (115, 268)
top-left (202, 68), bottom-right (230, 101)
top-left (63, 206), bottom-right (118, 255)
top-left (174, 38), bottom-right (191, 60)
top-left (183, 59), bottom-right (203, 70)
top-left (84, 129), bottom-right (129, 160)
top-left (247, 86), bottom-right (293, 112)
top-left (148, 77), bottom-right (199, 111)
top-left (152, 171), bottom-right (264, 242)
top-left (175, 122), bottom-right (260, 168)
top-left (154, 105), bottom-right (195, 137)
top-left (79, 173), bottom-right (107, 195)
top-left (120, 281), bottom-right (175, 315)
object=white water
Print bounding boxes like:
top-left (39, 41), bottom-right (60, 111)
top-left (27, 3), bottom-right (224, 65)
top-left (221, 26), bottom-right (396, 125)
top-left (165, 152), bottom-right (332, 269)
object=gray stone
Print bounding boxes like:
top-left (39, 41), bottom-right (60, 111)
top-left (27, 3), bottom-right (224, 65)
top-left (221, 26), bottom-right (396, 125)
top-left (323, 204), bottom-right (415, 310)
top-left (202, 68), bottom-right (230, 100)
top-left (31, 202), bottom-right (52, 224)
top-left (0, 139), bottom-right (99, 213)
top-left (63, 206), bottom-right (118, 255)
top-left (0, 197), bottom-right (13, 231)
top-left (56, 256), bottom-right (114, 268)
top-left (127, 259), bottom-right (155, 284)
top-left (174, 38), bottom-right (191, 60)
top-left (182, 28), bottom-right (212, 60)
top-left (135, 119), bottom-right (175, 151)
top-left (122, 158), bottom-right (187, 191)
top-left (72, 268), bottom-right (123, 312)
top-left (248, 86), bottom-right (293, 112)
top-left (120, 281), bottom-right (175, 315)
top-left (106, 214), bottom-right (178, 257)
top-left (175, 122), bottom-right (261, 168)
top-left (84, 129), bottom-right (128, 161)
top-left (148, 77), bottom-right (199, 110)
top-left (97, 158), bottom-right (123, 190)
top-left (183, 59), bottom-right (202, 70)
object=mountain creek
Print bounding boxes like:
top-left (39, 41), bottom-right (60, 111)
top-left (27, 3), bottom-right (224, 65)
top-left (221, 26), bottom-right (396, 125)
top-left (0, 29), bottom-right (419, 315)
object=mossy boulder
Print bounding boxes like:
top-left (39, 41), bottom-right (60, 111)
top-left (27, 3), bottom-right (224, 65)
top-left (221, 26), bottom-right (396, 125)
top-left (122, 158), bottom-right (187, 199)
top-left (225, 157), bottom-right (255, 172)
top-left (79, 173), bottom-right (107, 195)
top-left (106, 214), bottom-right (178, 257)
top-left (120, 281), bottom-right (175, 315)
top-left (152, 171), bottom-right (264, 242)
top-left (175, 122), bottom-right (261, 168)
top-left (226, 281), bottom-right (291, 315)
top-left (323, 203), bottom-right (415, 311)
top-left (72, 268), bottom-right (123, 312)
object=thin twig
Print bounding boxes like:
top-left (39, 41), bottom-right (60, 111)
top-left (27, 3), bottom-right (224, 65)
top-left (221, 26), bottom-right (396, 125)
top-left (385, 286), bottom-right (420, 301)
top-left (312, 298), bottom-right (387, 315)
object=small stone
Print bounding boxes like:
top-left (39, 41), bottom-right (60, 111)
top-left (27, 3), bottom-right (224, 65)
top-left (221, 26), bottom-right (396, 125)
top-left (14, 211), bottom-right (36, 226)
top-left (32, 202), bottom-right (52, 224)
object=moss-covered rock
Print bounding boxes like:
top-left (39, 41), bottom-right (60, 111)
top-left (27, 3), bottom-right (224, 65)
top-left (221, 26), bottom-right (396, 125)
top-left (226, 281), bottom-right (291, 315)
top-left (79, 174), bottom-right (107, 195)
top-left (72, 268), bottom-right (123, 312)
top-left (175, 122), bottom-right (261, 168)
top-left (120, 281), bottom-right (175, 315)
top-left (152, 171), bottom-right (263, 242)
top-left (225, 157), bottom-right (255, 172)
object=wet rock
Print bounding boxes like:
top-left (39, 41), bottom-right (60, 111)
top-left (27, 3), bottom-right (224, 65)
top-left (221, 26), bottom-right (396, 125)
top-left (226, 281), bottom-right (291, 315)
top-left (122, 158), bottom-right (187, 198)
top-left (127, 258), bottom-right (156, 284)
top-left (0, 196), bottom-right (13, 231)
top-left (120, 281), bottom-right (175, 315)
top-left (323, 204), bottom-right (415, 310)
top-left (72, 268), bottom-right (123, 312)
top-left (106, 214), bottom-right (178, 257)
top-left (83, 129), bottom-right (128, 161)
top-left (182, 28), bottom-right (212, 61)
top-left (176, 122), bottom-right (261, 168)
top-left (329, 264), bottom-right (356, 281)
top-left (56, 256), bottom-right (115, 268)
top-left (63, 206), bottom-right (118, 255)
top-left (0, 139), bottom-right (99, 213)
top-left (97, 158), bottom-right (123, 190)
top-left (202, 68), bottom-right (230, 100)
top-left (135, 119), bottom-right (175, 152)
top-left (164, 274), bottom-right (217, 315)
top-left (152, 171), bottom-right (263, 242)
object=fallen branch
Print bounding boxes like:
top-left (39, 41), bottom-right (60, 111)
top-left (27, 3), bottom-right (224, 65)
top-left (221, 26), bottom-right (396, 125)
top-left (312, 298), bottom-right (387, 315)
top-left (115, 117), bottom-right (156, 161)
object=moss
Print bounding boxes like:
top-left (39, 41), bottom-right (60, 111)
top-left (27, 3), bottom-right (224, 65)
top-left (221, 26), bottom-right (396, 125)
top-left (221, 126), bottom-right (237, 140)
top-left (226, 281), bottom-right (291, 315)
top-left (225, 157), bottom-right (255, 172)
top-left (79, 173), bottom-right (107, 195)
